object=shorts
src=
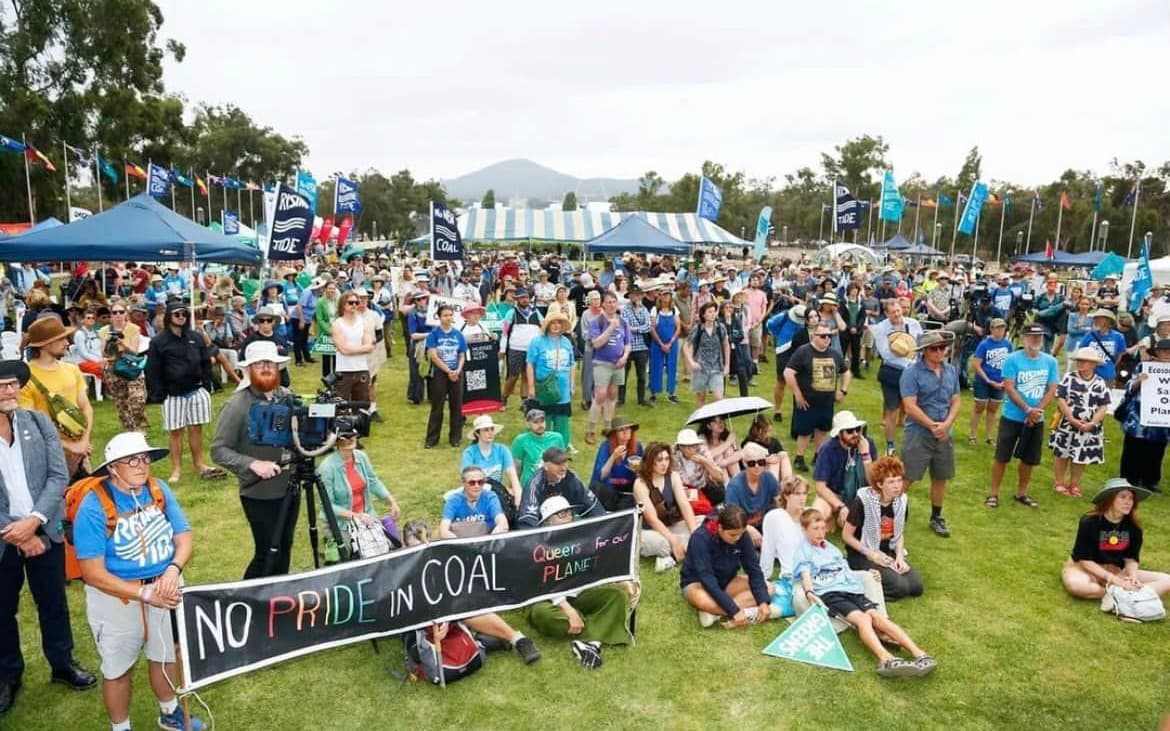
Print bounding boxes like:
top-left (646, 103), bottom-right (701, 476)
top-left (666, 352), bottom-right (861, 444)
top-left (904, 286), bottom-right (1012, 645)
top-left (792, 403), bottom-right (833, 437)
top-left (506, 349), bottom-right (527, 379)
top-left (85, 583), bottom-right (176, 679)
top-left (592, 360), bottom-right (626, 388)
top-left (336, 370), bottom-right (370, 402)
top-left (995, 417), bottom-right (1044, 466)
top-left (775, 349), bottom-right (793, 379)
top-left (972, 379), bottom-right (1004, 402)
top-left (820, 590), bottom-right (879, 618)
top-left (877, 364), bottom-right (904, 412)
top-left (691, 369), bottom-right (724, 395)
top-left (902, 429), bottom-right (956, 482)
top-left (861, 329), bottom-right (875, 349)
top-left (162, 388), bottom-right (211, 431)
top-left (749, 323), bottom-right (763, 349)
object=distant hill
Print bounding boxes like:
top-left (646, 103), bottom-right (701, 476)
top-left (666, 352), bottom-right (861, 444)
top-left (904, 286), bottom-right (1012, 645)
top-left (442, 159), bottom-right (640, 205)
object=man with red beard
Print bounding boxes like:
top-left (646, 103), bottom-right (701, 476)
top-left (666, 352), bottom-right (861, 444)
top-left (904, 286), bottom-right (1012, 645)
top-left (211, 341), bottom-right (298, 579)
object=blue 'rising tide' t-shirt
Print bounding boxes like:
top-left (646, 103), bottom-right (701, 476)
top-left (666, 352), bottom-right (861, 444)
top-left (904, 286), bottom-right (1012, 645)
top-left (974, 337), bottom-right (1013, 384)
top-left (1078, 329), bottom-right (1127, 381)
top-left (441, 490), bottom-right (502, 527)
top-left (1001, 350), bottom-right (1060, 423)
top-left (72, 480), bottom-right (189, 581)
top-left (425, 327), bottom-right (468, 371)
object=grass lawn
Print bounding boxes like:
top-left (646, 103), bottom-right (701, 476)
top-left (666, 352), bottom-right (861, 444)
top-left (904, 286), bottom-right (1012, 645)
top-left (10, 348), bottom-right (1170, 730)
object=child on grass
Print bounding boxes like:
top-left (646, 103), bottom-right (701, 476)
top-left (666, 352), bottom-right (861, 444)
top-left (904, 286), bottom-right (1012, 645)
top-left (792, 508), bottom-right (937, 678)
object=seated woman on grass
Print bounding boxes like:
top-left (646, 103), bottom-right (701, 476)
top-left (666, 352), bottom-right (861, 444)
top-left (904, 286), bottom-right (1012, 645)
top-left (1062, 478), bottom-right (1170, 607)
top-left (793, 508), bottom-right (936, 678)
top-left (632, 442), bottom-right (698, 573)
top-left (840, 456), bottom-right (924, 601)
top-left (680, 505), bottom-right (773, 629)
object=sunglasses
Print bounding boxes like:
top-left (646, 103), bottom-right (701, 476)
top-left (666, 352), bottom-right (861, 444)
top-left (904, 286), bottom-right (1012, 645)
top-left (926, 344), bottom-right (948, 352)
top-left (171, 311), bottom-right (188, 318)
top-left (744, 459), bottom-right (767, 468)
top-left (345, 300), bottom-right (360, 305)
top-left (110, 310), bottom-right (126, 315)
top-left (464, 478), bottom-right (486, 486)
top-left (840, 427), bottom-right (861, 435)
top-left (256, 317), bottom-right (276, 324)
top-left (813, 333), bottom-right (831, 339)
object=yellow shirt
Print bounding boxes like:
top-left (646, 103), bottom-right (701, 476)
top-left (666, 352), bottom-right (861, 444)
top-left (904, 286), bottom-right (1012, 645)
top-left (19, 360), bottom-right (86, 418)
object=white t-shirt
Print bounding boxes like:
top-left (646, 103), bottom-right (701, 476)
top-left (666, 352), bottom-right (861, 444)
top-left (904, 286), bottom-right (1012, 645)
top-left (759, 509), bottom-right (803, 579)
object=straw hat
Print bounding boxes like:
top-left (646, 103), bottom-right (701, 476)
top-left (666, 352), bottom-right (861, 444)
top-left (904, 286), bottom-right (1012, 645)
top-left (542, 311), bottom-right (571, 332)
top-left (1070, 346), bottom-right (1106, 364)
top-left (888, 331), bottom-right (917, 358)
top-left (1090, 309), bottom-right (1117, 323)
top-left (467, 414), bottom-right (505, 441)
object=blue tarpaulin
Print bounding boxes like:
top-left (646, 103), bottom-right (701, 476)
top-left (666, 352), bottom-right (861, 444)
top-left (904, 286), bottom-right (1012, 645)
top-left (584, 214), bottom-right (690, 256)
top-left (0, 194), bottom-right (260, 264)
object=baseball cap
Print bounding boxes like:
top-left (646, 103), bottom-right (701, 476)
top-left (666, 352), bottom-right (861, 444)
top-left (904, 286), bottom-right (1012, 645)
top-left (989, 318), bottom-right (1007, 329)
top-left (542, 446), bottom-right (572, 465)
top-left (525, 408), bottom-right (546, 423)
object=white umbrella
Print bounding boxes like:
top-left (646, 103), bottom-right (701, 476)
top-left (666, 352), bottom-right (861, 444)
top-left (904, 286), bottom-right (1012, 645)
top-left (685, 396), bottom-right (774, 425)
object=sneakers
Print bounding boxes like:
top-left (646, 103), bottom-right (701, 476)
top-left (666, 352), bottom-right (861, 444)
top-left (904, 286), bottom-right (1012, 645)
top-left (885, 442), bottom-right (897, 457)
top-left (668, 395), bottom-right (681, 404)
top-left (876, 658), bottom-right (919, 678)
top-left (158, 707), bottom-right (207, 730)
top-left (773, 412), bottom-right (783, 423)
top-left (570, 640), bottom-right (603, 670)
top-left (929, 516), bottom-right (951, 538)
top-left (1100, 590), bottom-right (1117, 614)
top-left (911, 654), bottom-right (938, 676)
top-left (697, 610), bottom-right (721, 628)
top-left (654, 556), bottom-right (677, 573)
top-left (638, 400), bottom-right (654, 408)
top-left (793, 455), bottom-right (808, 473)
top-left (514, 636), bottom-right (542, 664)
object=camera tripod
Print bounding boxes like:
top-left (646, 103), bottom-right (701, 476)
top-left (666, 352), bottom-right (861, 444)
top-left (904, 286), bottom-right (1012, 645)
top-left (264, 453), bottom-right (347, 575)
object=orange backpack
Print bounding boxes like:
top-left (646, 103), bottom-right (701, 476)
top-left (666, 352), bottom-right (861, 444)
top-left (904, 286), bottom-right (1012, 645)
top-left (62, 475), bottom-right (166, 581)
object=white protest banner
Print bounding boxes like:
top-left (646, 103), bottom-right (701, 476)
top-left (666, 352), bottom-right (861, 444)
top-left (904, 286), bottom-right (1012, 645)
top-left (1139, 362), bottom-right (1170, 427)
top-left (425, 294), bottom-right (466, 327)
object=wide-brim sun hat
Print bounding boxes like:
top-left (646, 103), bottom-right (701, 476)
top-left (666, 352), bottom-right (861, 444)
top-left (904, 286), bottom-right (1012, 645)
top-left (467, 414), bottom-right (505, 441)
top-left (915, 330), bottom-right (953, 351)
top-left (830, 410), bottom-right (866, 437)
top-left (1091, 477), bottom-right (1152, 506)
top-left (237, 340), bottom-right (291, 369)
top-left (1091, 309), bottom-right (1117, 323)
top-left (675, 428), bottom-right (704, 447)
top-left (251, 305), bottom-right (286, 324)
top-left (27, 317), bottom-right (76, 348)
top-left (542, 311), bottom-right (570, 332)
top-left (603, 416), bottom-right (639, 436)
top-left (539, 495), bottom-right (578, 525)
top-left (91, 432), bottom-right (170, 477)
top-left (1071, 346), bottom-right (1107, 364)
top-left (888, 331), bottom-right (917, 358)
top-left (788, 304), bottom-right (808, 324)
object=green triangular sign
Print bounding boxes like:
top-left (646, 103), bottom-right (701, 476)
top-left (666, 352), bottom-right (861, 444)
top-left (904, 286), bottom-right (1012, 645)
top-left (762, 605), bottom-right (853, 671)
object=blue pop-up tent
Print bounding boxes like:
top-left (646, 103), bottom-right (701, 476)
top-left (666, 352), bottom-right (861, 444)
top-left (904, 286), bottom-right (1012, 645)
top-left (875, 233), bottom-right (912, 250)
top-left (0, 216), bottom-right (64, 241)
top-left (1011, 249), bottom-right (1109, 268)
top-left (585, 214), bottom-right (690, 256)
top-left (0, 194), bottom-right (260, 265)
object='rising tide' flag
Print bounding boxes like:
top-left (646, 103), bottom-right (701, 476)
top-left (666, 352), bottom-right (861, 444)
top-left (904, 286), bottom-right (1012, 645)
top-left (147, 163), bottom-right (171, 198)
top-left (334, 177), bottom-right (361, 214)
top-left (958, 181), bottom-right (989, 236)
top-left (879, 170), bottom-right (903, 222)
top-left (296, 170), bottom-right (318, 213)
top-left (696, 176), bottom-right (723, 222)
top-left (832, 181), bottom-right (861, 232)
top-left (753, 206), bottom-right (772, 258)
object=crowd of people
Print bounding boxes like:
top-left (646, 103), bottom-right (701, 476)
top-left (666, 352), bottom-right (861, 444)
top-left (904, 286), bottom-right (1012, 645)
top-left (3, 247), bottom-right (1170, 726)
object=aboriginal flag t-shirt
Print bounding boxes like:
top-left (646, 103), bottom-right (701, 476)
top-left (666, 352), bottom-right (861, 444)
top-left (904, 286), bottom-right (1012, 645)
top-left (1071, 513), bottom-right (1142, 568)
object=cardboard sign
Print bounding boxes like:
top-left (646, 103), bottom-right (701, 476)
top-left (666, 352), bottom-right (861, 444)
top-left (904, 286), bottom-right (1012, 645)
top-left (761, 605), bottom-right (853, 672)
top-left (1139, 362), bottom-right (1170, 427)
top-left (425, 294), bottom-right (466, 327)
top-left (177, 510), bottom-right (638, 691)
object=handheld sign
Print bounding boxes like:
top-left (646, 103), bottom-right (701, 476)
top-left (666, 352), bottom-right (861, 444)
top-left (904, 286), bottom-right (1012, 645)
top-left (761, 605), bottom-right (853, 672)
top-left (1139, 362), bottom-right (1170, 427)
top-left (425, 295), bottom-right (467, 327)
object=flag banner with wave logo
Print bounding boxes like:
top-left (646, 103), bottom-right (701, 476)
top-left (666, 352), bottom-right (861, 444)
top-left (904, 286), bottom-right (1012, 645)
top-left (222, 209), bottom-right (240, 235)
top-left (147, 163), bottom-right (171, 198)
top-left (334, 177), bottom-right (361, 214)
top-left (296, 170), bottom-right (318, 213)
top-left (957, 181), bottom-right (989, 236)
top-left (431, 201), bottom-right (463, 261)
top-left (267, 183), bottom-right (313, 261)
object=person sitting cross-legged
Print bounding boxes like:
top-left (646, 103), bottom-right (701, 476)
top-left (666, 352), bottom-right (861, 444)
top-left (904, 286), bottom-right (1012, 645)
top-left (680, 505), bottom-right (773, 629)
top-left (840, 456), bottom-right (924, 601)
top-left (524, 496), bottom-right (637, 670)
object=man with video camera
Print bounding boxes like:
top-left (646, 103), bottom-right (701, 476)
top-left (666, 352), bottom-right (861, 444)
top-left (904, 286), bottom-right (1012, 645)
top-left (211, 341), bottom-right (296, 579)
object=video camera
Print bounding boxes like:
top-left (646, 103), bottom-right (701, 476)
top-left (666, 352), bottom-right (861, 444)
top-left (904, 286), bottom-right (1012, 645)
top-left (247, 374), bottom-right (370, 454)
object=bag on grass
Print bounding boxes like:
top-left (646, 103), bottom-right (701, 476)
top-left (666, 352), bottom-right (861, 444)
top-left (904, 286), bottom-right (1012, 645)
top-left (348, 517), bottom-right (392, 558)
top-left (1107, 584), bottom-right (1166, 623)
top-left (403, 622), bottom-right (485, 685)
top-left (770, 576), bottom-right (795, 618)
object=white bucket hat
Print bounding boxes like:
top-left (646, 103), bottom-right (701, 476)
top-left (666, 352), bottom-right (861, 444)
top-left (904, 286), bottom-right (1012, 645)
top-left (91, 432), bottom-right (169, 476)
top-left (1070, 346), bottom-right (1107, 364)
top-left (467, 414), bottom-right (505, 441)
top-left (539, 495), bottom-right (575, 525)
top-left (236, 341), bottom-right (290, 391)
top-left (830, 410), bottom-right (867, 438)
top-left (675, 428), bottom-right (704, 447)
top-left (251, 304), bottom-right (286, 324)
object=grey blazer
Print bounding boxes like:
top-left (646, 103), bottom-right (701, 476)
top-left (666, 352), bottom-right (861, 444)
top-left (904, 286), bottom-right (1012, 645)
top-left (0, 408), bottom-right (70, 560)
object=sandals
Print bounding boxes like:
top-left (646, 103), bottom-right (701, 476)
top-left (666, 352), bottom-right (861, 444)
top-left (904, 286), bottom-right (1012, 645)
top-left (1054, 483), bottom-right (1069, 496)
top-left (985, 438), bottom-right (994, 445)
top-left (584, 432), bottom-right (597, 445)
top-left (1068, 484), bottom-right (1083, 498)
top-left (984, 495), bottom-right (999, 508)
top-left (911, 654), bottom-right (938, 676)
top-left (876, 658), bottom-right (918, 678)
top-left (1013, 494), bottom-right (1039, 508)
top-left (967, 435), bottom-right (977, 445)
top-left (199, 467), bottom-right (228, 481)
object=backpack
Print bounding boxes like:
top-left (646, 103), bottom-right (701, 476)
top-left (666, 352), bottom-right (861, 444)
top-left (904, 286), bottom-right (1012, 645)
top-left (61, 475), bottom-right (167, 581)
top-left (488, 477), bottom-right (518, 528)
top-left (403, 622), bottom-right (485, 685)
top-left (1106, 584), bottom-right (1166, 623)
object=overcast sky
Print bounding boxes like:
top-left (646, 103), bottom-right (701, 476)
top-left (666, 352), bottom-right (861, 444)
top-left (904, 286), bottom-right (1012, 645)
top-left (157, 0), bottom-right (1169, 187)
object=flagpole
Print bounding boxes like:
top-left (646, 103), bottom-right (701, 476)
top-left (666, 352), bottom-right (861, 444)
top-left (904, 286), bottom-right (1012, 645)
top-left (205, 170), bottom-right (212, 226)
top-left (1089, 209), bottom-right (1099, 253)
top-left (1024, 195), bottom-right (1036, 254)
top-left (830, 179), bottom-right (838, 244)
top-left (1054, 195), bottom-right (1065, 253)
top-left (124, 161), bottom-right (130, 201)
top-left (949, 190), bottom-right (960, 261)
top-left (912, 194), bottom-right (921, 244)
top-left (865, 200), bottom-right (873, 244)
top-left (21, 134), bottom-right (34, 223)
top-left (189, 170), bottom-right (196, 222)
top-left (1126, 180), bottom-right (1141, 259)
top-left (972, 211), bottom-right (980, 262)
top-left (995, 197), bottom-right (1006, 265)
top-left (93, 149), bottom-right (104, 212)
top-left (61, 141), bottom-right (71, 221)
top-left (878, 176), bottom-right (886, 243)
top-left (248, 188), bottom-right (255, 228)
top-left (931, 192), bottom-right (940, 248)
top-left (429, 200), bottom-right (436, 260)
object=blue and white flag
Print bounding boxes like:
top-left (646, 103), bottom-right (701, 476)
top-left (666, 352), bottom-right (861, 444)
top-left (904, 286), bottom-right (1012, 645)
top-left (296, 170), bottom-right (318, 213)
top-left (222, 209), bottom-right (240, 235)
top-left (1131, 241), bottom-right (1154, 313)
top-left (696, 175), bottom-right (723, 222)
top-left (832, 181), bottom-right (861, 232)
top-left (147, 163), bottom-right (171, 199)
top-left (171, 169), bottom-right (193, 188)
top-left (268, 183), bottom-right (313, 261)
top-left (753, 206), bottom-right (772, 258)
top-left (957, 181), bottom-right (989, 236)
top-left (334, 176), bottom-right (361, 214)
top-left (879, 170), bottom-right (903, 222)
top-left (431, 201), bottom-right (464, 261)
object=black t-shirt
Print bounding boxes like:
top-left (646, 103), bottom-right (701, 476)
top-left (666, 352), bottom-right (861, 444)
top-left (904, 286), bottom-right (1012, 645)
top-left (846, 496), bottom-right (900, 558)
top-left (741, 436), bottom-right (785, 456)
top-left (785, 343), bottom-right (846, 409)
top-left (1071, 513), bottom-right (1143, 568)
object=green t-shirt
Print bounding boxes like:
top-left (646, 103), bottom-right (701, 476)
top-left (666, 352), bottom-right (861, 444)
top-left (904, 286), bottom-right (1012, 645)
top-left (511, 430), bottom-right (566, 487)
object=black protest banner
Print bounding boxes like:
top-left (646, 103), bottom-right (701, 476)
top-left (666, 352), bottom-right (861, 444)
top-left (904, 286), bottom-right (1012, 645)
top-left (176, 510), bottom-right (638, 691)
top-left (267, 183), bottom-right (313, 261)
top-left (431, 200), bottom-right (463, 261)
top-left (462, 338), bottom-right (502, 414)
